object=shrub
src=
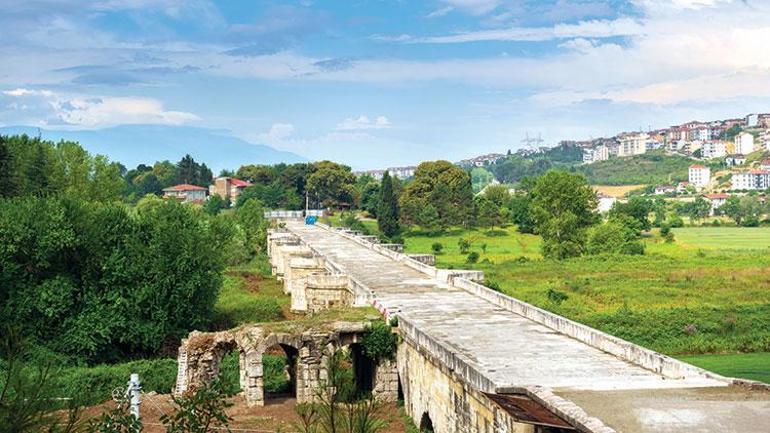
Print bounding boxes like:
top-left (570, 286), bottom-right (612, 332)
top-left (546, 288), bottom-right (569, 305)
top-left (466, 251), bottom-right (480, 264)
top-left (458, 238), bottom-right (471, 254)
top-left (362, 322), bottom-right (398, 360)
top-left (431, 242), bottom-right (444, 254)
top-left (485, 280), bottom-right (502, 292)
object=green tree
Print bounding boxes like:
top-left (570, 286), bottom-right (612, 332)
top-left (236, 199), bottom-right (267, 255)
top-left (399, 161), bottom-right (473, 227)
top-left (609, 196), bottom-right (653, 231)
top-left (377, 171), bottom-right (400, 238)
top-left (0, 139), bottom-right (17, 197)
top-left (483, 184), bottom-right (510, 206)
top-left (236, 164), bottom-right (276, 185)
top-left (473, 196), bottom-right (501, 228)
top-left (175, 154), bottom-right (212, 186)
top-left (307, 161), bottom-right (356, 208)
top-left (508, 193), bottom-right (535, 233)
top-left (586, 220), bottom-right (645, 255)
top-left (531, 170), bottom-right (599, 259)
top-left (203, 194), bottom-right (229, 215)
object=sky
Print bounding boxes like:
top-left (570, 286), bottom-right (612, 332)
top-left (2, 0), bottom-right (770, 169)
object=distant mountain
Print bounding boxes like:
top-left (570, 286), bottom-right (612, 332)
top-left (0, 125), bottom-right (307, 170)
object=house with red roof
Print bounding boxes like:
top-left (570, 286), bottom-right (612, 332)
top-left (162, 184), bottom-right (208, 203)
top-left (210, 177), bottom-right (252, 203)
top-left (703, 193), bottom-right (730, 215)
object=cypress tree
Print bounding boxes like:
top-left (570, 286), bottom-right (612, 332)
top-left (377, 171), bottom-right (400, 238)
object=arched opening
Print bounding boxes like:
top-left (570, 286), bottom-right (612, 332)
top-left (215, 342), bottom-right (243, 395)
top-left (349, 343), bottom-right (375, 397)
top-left (263, 343), bottom-right (299, 403)
top-left (419, 412), bottom-right (434, 432)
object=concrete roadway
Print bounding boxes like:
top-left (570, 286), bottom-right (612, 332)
top-left (285, 222), bottom-right (770, 433)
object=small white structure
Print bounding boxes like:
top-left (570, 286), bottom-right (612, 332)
top-left (654, 185), bottom-right (676, 195)
top-left (734, 132), bottom-right (755, 155)
top-left (725, 154), bottom-right (746, 166)
top-left (703, 193), bottom-right (729, 215)
top-left (582, 145), bottom-right (609, 164)
top-left (688, 164), bottom-right (711, 189)
top-left (596, 193), bottom-right (617, 213)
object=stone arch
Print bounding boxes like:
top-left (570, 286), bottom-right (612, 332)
top-left (349, 343), bottom-right (376, 397)
top-left (419, 412), bottom-right (435, 432)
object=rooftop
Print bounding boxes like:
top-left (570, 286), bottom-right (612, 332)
top-left (162, 183), bottom-right (207, 192)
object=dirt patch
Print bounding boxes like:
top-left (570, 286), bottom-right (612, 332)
top-left (82, 394), bottom-right (411, 433)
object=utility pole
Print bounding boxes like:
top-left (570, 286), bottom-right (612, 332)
top-left (305, 190), bottom-right (309, 217)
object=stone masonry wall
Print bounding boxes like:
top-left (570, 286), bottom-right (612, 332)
top-left (397, 338), bottom-right (534, 433)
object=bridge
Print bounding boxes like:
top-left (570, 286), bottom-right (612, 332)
top-left (177, 221), bottom-right (770, 432)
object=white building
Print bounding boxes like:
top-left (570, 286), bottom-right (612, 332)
top-left (596, 193), bottom-right (617, 213)
top-left (388, 166), bottom-right (416, 179)
top-left (688, 164), bottom-right (711, 188)
top-left (734, 132), bottom-right (755, 155)
top-left (618, 133), bottom-right (648, 157)
top-left (725, 154), bottom-right (747, 166)
top-left (693, 126), bottom-right (711, 142)
top-left (732, 170), bottom-right (770, 190)
top-left (704, 193), bottom-right (729, 215)
top-left (162, 184), bottom-right (208, 202)
top-left (701, 141), bottom-right (727, 159)
top-left (762, 130), bottom-right (770, 151)
top-left (582, 145), bottom-right (609, 164)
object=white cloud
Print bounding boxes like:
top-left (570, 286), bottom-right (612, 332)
top-left (1, 88), bottom-right (199, 127)
top-left (437, 0), bottom-right (501, 15)
top-left (336, 115), bottom-right (391, 130)
top-left (410, 17), bottom-right (644, 43)
top-left (258, 123), bottom-right (295, 142)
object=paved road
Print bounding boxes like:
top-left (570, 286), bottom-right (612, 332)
top-left (285, 222), bottom-right (770, 433)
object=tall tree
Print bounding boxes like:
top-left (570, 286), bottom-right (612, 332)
top-left (377, 171), bottom-right (400, 237)
top-left (306, 161), bottom-right (356, 208)
top-left (531, 170), bottom-right (599, 259)
top-left (0, 139), bottom-right (17, 197)
top-left (399, 161), bottom-right (473, 228)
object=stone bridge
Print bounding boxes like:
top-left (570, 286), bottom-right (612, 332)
top-left (263, 221), bottom-right (770, 433)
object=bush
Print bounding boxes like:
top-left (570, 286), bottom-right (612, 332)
top-left (458, 238), bottom-right (471, 254)
top-left (667, 216), bottom-right (684, 227)
top-left (546, 288), bottom-right (568, 305)
top-left (485, 280), bottom-right (502, 292)
top-left (431, 242), bottom-right (444, 254)
top-left (362, 322), bottom-right (398, 360)
top-left (466, 251), bottom-right (480, 264)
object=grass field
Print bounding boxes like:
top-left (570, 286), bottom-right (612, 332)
top-left (672, 227), bottom-right (770, 250)
top-left (593, 184), bottom-right (645, 198)
top-left (679, 352), bottom-right (770, 383)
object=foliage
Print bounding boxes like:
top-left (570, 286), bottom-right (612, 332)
top-left (356, 174), bottom-right (380, 217)
top-left (0, 196), bottom-right (225, 363)
top-left (457, 238), bottom-right (471, 254)
top-left (160, 381), bottom-right (233, 433)
top-left (531, 170), bottom-right (599, 259)
top-left (586, 221), bottom-right (645, 255)
top-left (1, 135), bottom-right (126, 201)
top-left (307, 161), bottom-right (356, 208)
top-left (361, 322), bottom-right (398, 361)
top-left (482, 184), bottom-right (510, 206)
top-left (466, 252), bottom-right (480, 264)
top-left (87, 400), bottom-right (141, 433)
top-left (174, 154), bottom-right (212, 187)
top-left (609, 196), bottom-right (653, 231)
top-left (377, 172), bottom-right (400, 238)
top-left (507, 193), bottom-right (535, 233)
top-left (488, 155), bottom-right (554, 184)
top-left (470, 167), bottom-right (494, 193)
top-left (235, 199), bottom-right (268, 256)
top-left (399, 161), bottom-right (473, 228)
top-left (430, 242), bottom-right (443, 254)
top-left (203, 195), bottom-right (229, 215)
top-left (577, 152), bottom-right (694, 185)
top-left (0, 330), bottom-right (85, 433)
top-left (472, 196), bottom-right (501, 228)
top-left (721, 195), bottom-right (765, 226)
top-left (676, 197), bottom-right (711, 222)
top-left (237, 182), bottom-right (302, 210)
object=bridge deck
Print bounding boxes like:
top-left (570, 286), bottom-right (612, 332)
top-left (285, 222), bottom-right (770, 432)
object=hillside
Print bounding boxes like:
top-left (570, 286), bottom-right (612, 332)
top-left (577, 152), bottom-right (695, 185)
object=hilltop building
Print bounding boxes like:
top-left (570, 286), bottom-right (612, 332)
top-left (582, 145), bottom-right (609, 164)
top-left (209, 177), bottom-right (252, 203)
top-left (734, 132), bottom-right (755, 155)
top-left (688, 164), bottom-right (710, 188)
top-left (162, 184), bottom-right (207, 203)
top-left (617, 133), bottom-right (648, 157)
top-left (725, 154), bottom-right (747, 166)
top-left (701, 141), bottom-right (727, 159)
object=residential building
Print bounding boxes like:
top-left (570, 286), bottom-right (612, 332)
top-left (747, 113), bottom-right (759, 127)
top-left (761, 159), bottom-right (770, 172)
top-left (457, 153), bottom-right (505, 167)
top-left (209, 177), bottom-right (252, 202)
top-left (692, 126), bottom-right (711, 142)
top-left (162, 184), bottom-right (207, 202)
top-left (734, 132), bottom-right (755, 155)
top-left (731, 170), bottom-right (770, 190)
top-left (388, 166), bottom-right (417, 179)
top-left (654, 185), bottom-right (676, 195)
top-left (704, 193), bottom-right (729, 215)
top-left (725, 154), bottom-right (747, 166)
top-left (355, 169), bottom-right (385, 180)
top-left (582, 145), bottom-right (609, 164)
top-left (762, 129), bottom-right (770, 151)
top-left (688, 164), bottom-right (710, 188)
top-left (701, 141), bottom-right (727, 159)
top-left (677, 182), bottom-right (691, 194)
top-left (618, 133), bottom-right (648, 157)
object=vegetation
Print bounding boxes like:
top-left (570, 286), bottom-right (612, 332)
top-left (577, 152), bottom-right (696, 185)
top-left (377, 171), bottom-right (400, 238)
top-left (678, 352), bottom-right (770, 383)
top-left (399, 161), bottom-right (473, 229)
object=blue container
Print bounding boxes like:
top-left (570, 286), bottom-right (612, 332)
top-left (305, 216), bottom-right (317, 225)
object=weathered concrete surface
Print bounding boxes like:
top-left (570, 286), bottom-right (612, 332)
top-left (283, 221), bottom-right (770, 433)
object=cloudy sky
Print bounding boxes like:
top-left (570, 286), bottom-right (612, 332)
top-left (2, 0), bottom-right (769, 168)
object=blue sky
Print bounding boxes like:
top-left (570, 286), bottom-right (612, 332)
top-left (2, 0), bottom-right (770, 169)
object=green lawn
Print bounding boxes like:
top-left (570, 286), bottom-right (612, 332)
top-left (679, 352), bottom-right (770, 383)
top-left (672, 227), bottom-right (770, 250)
top-left (402, 226), bottom-right (770, 356)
